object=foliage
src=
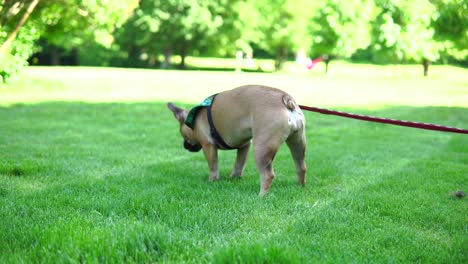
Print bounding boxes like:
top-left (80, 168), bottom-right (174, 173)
top-left (36, 0), bottom-right (137, 64)
top-left (0, 0), bottom-right (41, 82)
top-left (369, 0), bottom-right (440, 66)
top-left (243, 0), bottom-right (318, 70)
top-left (1, 0), bottom-right (467, 80)
top-left (0, 0), bottom-right (136, 82)
top-left (39, 1), bottom-right (106, 49)
top-left (0, 25), bottom-right (39, 82)
top-left (307, 0), bottom-right (377, 73)
top-left (115, 0), bottom-right (232, 68)
top-left (431, 0), bottom-right (468, 61)
top-left (200, 0), bottom-right (245, 57)
top-left (309, 0), bottom-right (376, 59)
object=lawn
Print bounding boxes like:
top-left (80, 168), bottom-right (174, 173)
top-left (0, 64), bottom-right (467, 263)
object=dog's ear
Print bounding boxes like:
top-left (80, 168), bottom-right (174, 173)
top-left (167, 102), bottom-right (187, 124)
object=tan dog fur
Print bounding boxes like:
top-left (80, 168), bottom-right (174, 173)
top-left (167, 85), bottom-right (306, 195)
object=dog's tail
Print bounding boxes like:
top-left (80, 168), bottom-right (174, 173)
top-left (282, 95), bottom-right (297, 111)
top-left (283, 94), bottom-right (305, 131)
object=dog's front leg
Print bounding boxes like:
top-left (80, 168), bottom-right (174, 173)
top-left (202, 143), bottom-right (219, 181)
top-left (230, 142), bottom-right (251, 178)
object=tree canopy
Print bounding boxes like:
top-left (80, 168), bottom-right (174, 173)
top-left (115, 0), bottom-right (236, 68)
top-left (431, 0), bottom-right (467, 61)
top-left (309, 0), bottom-right (376, 72)
top-left (1, 0), bottom-right (466, 81)
top-left (0, 0), bottom-right (136, 81)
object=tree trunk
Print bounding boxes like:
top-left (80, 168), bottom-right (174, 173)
top-left (148, 54), bottom-right (156, 67)
top-left (275, 47), bottom-right (287, 71)
top-left (423, 58), bottom-right (430, 77)
top-left (323, 55), bottom-right (331, 74)
top-left (180, 54), bottom-right (186, 69)
top-left (179, 45), bottom-right (187, 69)
top-left (162, 49), bottom-right (172, 69)
top-left (128, 45), bottom-right (140, 67)
top-left (50, 45), bottom-right (61, 65)
top-left (0, 0), bottom-right (40, 54)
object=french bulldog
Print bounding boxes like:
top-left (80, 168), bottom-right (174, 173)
top-left (167, 85), bottom-right (306, 195)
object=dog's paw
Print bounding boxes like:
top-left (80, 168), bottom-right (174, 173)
top-left (229, 172), bottom-right (243, 179)
top-left (209, 175), bottom-right (219, 181)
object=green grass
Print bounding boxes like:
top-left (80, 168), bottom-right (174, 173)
top-left (1, 64), bottom-right (467, 263)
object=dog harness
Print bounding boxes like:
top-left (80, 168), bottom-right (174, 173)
top-left (185, 94), bottom-right (235, 150)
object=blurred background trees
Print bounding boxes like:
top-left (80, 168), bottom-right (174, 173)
top-left (364, 0), bottom-right (440, 76)
top-left (309, 0), bottom-right (376, 73)
top-left (1, 0), bottom-right (466, 82)
top-left (0, 0), bottom-right (135, 81)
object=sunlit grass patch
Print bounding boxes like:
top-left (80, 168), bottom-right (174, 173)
top-left (0, 65), bottom-right (467, 262)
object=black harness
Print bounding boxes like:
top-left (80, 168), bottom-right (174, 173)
top-left (185, 94), bottom-right (235, 150)
top-left (206, 94), bottom-right (235, 150)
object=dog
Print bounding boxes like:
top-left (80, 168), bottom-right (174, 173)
top-left (167, 85), bottom-right (306, 195)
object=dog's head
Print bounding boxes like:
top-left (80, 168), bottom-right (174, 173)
top-left (167, 102), bottom-right (202, 152)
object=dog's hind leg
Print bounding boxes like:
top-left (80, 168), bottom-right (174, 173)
top-left (230, 142), bottom-right (251, 178)
top-left (286, 131), bottom-right (307, 186)
top-left (254, 140), bottom-right (281, 196)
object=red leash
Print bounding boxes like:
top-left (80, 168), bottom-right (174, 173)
top-left (299, 105), bottom-right (468, 134)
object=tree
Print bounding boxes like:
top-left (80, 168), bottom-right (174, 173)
top-left (37, 0), bottom-right (137, 65)
top-left (309, 0), bottom-right (377, 74)
top-left (116, 0), bottom-right (227, 69)
top-left (202, 0), bottom-right (248, 57)
top-left (431, 0), bottom-right (467, 63)
top-left (0, 0), bottom-right (40, 54)
top-left (247, 0), bottom-right (316, 71)
top-left (0, 0), bottom-right (41, 82)
top-left (369, 0), bottom-right (440, 76)
top-left (0, 0), bottom-right (136, 82)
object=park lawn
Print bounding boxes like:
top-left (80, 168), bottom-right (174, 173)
top-left (0, 65), bottom-right (467, 263)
